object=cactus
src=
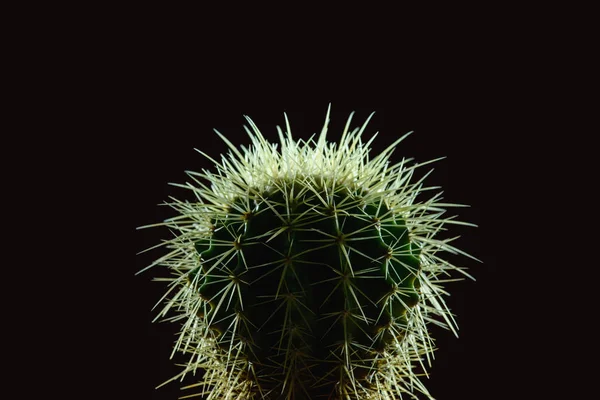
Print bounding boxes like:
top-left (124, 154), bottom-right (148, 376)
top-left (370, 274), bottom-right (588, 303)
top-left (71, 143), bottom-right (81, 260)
top-left (140, 106), bottom-right (477, 399)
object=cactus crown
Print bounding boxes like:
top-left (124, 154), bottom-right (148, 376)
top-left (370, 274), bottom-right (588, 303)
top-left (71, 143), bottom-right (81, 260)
top-left (140, 106), bottom-right (476, 399)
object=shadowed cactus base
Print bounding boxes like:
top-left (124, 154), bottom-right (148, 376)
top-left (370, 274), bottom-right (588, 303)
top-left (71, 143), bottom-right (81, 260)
top-left (141, 107), bottom-right (476, 399)
top-left (193, 184), bottom-right (420, 399)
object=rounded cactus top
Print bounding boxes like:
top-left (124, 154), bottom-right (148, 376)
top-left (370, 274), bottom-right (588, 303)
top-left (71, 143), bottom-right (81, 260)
top-left (140, 105), bottom-right (478, 400)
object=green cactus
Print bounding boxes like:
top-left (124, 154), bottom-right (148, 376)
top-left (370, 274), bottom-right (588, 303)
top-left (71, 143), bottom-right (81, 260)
top-left (140, 106), bottom-right (477, 399)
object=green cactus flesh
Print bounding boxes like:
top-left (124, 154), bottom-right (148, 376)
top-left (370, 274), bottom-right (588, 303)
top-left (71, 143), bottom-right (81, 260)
top-left (191, 181), bottom-right (421, 399)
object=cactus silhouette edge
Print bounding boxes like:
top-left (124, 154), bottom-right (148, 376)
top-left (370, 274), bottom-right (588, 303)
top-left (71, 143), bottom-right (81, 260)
top-left (139, 105), bottom-right (478, 399)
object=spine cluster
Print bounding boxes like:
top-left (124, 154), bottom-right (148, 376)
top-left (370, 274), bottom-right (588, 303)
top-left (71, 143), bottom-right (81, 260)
top-left (141, 106), bottom-right (476, 399)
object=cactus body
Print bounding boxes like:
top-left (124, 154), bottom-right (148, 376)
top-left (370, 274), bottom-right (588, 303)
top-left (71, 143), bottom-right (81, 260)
top-left (142, 107), bottom-right (476, 399)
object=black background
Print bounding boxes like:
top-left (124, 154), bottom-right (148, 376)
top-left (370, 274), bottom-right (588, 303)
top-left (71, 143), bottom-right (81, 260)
top-left (10, 5), bottom-right (581, 398)
top-left (128, 30), bottom-right (530, 400)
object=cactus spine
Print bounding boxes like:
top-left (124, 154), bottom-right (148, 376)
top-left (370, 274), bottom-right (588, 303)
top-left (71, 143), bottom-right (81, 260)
top-left (141, 106), bottom-right (476, 399)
